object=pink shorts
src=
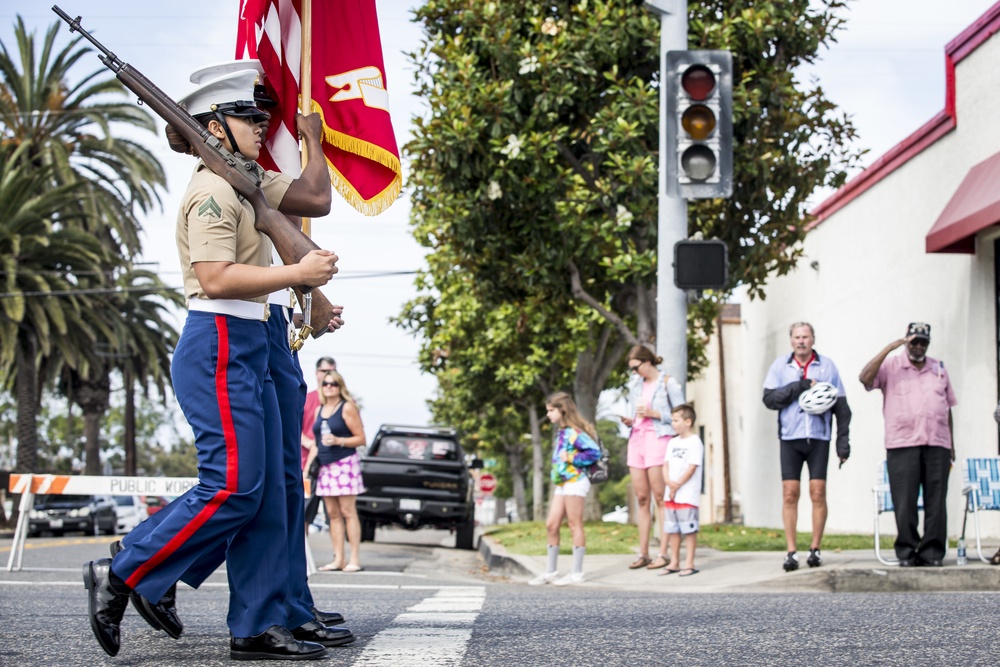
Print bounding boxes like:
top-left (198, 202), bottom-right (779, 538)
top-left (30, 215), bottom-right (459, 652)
top-left (627, 429), bottom-right (672, 469)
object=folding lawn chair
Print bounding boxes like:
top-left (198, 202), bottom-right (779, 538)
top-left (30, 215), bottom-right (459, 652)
top-left (959, 457), bottom-right (1000, 563)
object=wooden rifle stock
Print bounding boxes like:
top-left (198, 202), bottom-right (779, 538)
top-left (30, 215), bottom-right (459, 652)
top-left (52, 6), bottom-right (336, 338)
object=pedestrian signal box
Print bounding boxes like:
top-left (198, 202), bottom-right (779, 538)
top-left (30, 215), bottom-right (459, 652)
top-left (665, 50), bottom-right (733, 199)
top-left (674, 239), bottom-right (728, 290)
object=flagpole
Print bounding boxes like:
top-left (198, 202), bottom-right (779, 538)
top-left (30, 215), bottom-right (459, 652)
top-left (300, 0), bottom-right (313, 237)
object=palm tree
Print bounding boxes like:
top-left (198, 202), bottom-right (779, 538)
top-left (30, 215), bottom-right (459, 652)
top-left (0, 17), bottom-right (164, 256)
top-left (0, 17), bottom-right (170, 473)
top-left (0, 143), bottom-right (111, 473)
top-left (60, 268), bottom-right (183, 475)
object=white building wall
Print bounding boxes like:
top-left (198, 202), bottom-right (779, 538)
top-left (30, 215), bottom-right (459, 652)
top-left (739, 34), bottom-right (1000, 539)
top-left (685, 310), bottom-right (743, 524)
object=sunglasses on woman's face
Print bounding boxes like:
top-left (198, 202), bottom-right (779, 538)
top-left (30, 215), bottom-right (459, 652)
top-left (322, 381), bottom-right (339, 388)
top-left (628, 361), bottom-right (644, 372)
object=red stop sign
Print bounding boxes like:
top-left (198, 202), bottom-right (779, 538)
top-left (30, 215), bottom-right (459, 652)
top-left (477, 473), bottom-right (497, 495)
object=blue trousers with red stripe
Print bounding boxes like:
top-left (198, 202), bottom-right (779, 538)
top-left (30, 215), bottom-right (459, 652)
top-left (111, 312), bottom-right (291, 637)
top-left (122, 306), bottom-right (315, 629)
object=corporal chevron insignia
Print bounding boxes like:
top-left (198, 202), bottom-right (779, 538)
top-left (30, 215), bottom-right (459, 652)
top-left (197, 196), bottom-right (222, 220)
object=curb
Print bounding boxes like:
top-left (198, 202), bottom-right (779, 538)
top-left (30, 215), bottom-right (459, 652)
top-left (478, 535), bottom-right (532, 577)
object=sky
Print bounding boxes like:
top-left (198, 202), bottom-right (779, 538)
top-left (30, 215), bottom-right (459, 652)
top-left (0, 0), bottom-right (997, 442)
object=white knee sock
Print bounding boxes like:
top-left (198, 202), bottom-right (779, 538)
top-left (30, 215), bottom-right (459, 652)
top-left (547, 545), bottom-right (559, 573)
top-left (572, 546), bottom-right (586, 574)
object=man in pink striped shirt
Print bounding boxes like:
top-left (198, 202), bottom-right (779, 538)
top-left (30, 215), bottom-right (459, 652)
top-left (860, 322), bottom-right (957, 567)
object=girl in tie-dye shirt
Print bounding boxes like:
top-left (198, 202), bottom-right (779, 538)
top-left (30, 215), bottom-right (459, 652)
top-left (527, 392), bottom-right (601, 587)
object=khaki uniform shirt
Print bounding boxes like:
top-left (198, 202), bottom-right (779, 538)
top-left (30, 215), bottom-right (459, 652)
top-left (177, 161), bottom-right (293, 302)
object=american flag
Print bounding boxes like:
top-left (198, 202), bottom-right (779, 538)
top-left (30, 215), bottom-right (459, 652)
top-left (236, 0), bottom-right (401, 215)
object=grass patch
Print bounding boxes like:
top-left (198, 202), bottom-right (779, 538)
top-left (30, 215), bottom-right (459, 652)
top-left (484, 521), bottom-right (893, 555)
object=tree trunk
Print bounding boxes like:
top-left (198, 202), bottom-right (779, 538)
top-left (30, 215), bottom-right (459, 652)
top-left (14, 334), bottom-right (39, 473)
top-left (504, 439), bottom-right (527, 523)
top-left (124, 366), bottom-right (136, 476)
top-left (75, 376), bottom-right (110, 476)
top-left (83, 411), bottom-right (103, 475)
top-left (528, 404), bottom-right (545, 521)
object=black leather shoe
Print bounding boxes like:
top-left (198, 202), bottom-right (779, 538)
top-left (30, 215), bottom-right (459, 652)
top-left (310, 605), bottom-right (346, 626)
top-left (292, 619), bottom-right (355, 647)
top-left (916, 556), bottom-right (944, 567)
top-left (231, 625), bottom-right (327, 661)
top-left (83, 558), bottom-right (130, 657)
top-left (898, 558), bottom-right (918, 567)
top-left (111, 540), bottom-right (183, 639)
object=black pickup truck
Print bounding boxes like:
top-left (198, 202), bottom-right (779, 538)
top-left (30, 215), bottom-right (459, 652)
top-left (357, 424), bottom-right (482, 550)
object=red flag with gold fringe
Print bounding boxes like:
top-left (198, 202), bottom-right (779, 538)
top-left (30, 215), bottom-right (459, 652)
top-left (236, 0), bottom-right (401, 215)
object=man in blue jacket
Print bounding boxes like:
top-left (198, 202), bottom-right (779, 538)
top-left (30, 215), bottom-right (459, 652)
top-left (763, 322), bottom-right (851, 572)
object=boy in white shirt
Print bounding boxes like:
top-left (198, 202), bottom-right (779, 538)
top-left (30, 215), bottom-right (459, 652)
top-left (660, 404), bottom-right (704, 577)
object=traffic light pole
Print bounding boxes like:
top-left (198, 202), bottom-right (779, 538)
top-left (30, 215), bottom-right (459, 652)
top-left (647, 0), bottom-right (689, 393)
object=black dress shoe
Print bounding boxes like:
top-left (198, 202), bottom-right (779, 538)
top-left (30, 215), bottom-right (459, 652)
top-left (110, 540), bottom-right (183, 639)
top-left (310, 605), bottom-right (346, 626)
top-left (916, 556), bottom-right (944, 567)
top-left (292, 619), bottom-right (355, 647)
top-left (898, 558), bottom-right (918, 567)
top-left (231, 625), bottom-right (327, 661)
top-left (83, 558), bottom-right (130, 657)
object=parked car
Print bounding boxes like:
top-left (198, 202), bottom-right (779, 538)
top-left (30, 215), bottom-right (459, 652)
top-left (140, 495), bottom-right (170, 516)
top-left (28, 494), bottom-right (117, 537)
top-left (357, 424), bottom-right (483, 550)
top-left (113, 495), bottom-right (148, 534)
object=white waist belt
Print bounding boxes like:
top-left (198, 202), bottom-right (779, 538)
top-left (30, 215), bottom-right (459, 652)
top-left (188, 299), bottom-right (269, 321)
top-left (268, 289), bottom-right (295, 309)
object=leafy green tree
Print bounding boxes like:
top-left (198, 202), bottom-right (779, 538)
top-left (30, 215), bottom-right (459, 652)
top-left (402, 0), bottom-right (860, 411)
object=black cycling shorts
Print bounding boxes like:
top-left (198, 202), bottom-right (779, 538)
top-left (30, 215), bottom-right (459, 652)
top-left (780, 438), bottom-right (830, 481)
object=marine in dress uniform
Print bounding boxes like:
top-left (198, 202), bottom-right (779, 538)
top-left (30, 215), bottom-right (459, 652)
top-left (83, 68), bottom-right (338, 661)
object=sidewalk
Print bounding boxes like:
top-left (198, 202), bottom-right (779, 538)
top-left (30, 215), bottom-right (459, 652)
top-left (479, 537), bottom-right (1000, 593)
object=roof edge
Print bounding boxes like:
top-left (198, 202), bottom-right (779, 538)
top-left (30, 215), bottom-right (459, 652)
top-left (807, 2), bottom-right (1000, 228)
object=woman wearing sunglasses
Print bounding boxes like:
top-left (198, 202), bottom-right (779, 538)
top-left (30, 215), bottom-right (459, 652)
top-left (621, 345), bottom-right (685, 571)
top-left (305, 371), bottom-right (367, 572)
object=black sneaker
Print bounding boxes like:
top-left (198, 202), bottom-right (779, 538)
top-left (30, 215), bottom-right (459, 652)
top-left (783, 552), bottom-right (799, 572)
top-left (807, 548), bottom-right (822, 568)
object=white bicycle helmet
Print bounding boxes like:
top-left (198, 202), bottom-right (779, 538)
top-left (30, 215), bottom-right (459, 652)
top-left (798, 382), bottom-right (838, 415)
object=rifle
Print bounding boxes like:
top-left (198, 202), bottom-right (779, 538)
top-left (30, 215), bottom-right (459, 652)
top-left (52, 6), bottom-right (336, 340)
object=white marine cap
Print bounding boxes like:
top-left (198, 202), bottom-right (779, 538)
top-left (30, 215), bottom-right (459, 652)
top-left (177, 69), bottom-right (269, 120)
top-left (189, 59), bottom-right (264, 85)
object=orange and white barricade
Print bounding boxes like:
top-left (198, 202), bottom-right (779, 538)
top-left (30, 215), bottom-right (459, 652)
top-left (6, 474), bottom-right (198, 571)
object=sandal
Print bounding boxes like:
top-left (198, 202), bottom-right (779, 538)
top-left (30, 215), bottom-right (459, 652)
top-left (990, 548), bottom-right (1000, 565)
top-left (646, 555), bottom-right (669, 570)
top-left (628, 555), bottom-right (652, 570)
top-left (318, 562), bottom-right (342, 572)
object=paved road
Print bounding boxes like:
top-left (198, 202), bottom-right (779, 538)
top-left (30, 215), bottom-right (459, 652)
top-left (2, 529), bottom-right (999, 666)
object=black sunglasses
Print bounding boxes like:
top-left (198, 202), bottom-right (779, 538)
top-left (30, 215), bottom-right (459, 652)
top-left (628, 361), bottom-right (644, 372)
top-left (322, 381), bottom-right (340, 388)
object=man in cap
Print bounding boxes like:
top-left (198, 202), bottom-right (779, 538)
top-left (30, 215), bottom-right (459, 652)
top-left (83, 66), bottom-right (340, 660)
top-left (860, 322), bottom-right (957, 567)
top-left (763, 322), bottom-right (851, 572)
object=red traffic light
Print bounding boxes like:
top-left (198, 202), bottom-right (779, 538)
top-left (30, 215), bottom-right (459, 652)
top-left (680, 64), bottom-right (716, 101)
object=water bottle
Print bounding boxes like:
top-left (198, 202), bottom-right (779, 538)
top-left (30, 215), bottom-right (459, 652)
top-left (957, 538), bottom-right (967, 566)
top-left (320, 419), bottom-right (331, 445)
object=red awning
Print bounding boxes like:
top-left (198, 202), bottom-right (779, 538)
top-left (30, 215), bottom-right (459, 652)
top-left (926, 151), bottom-right (1000, 253)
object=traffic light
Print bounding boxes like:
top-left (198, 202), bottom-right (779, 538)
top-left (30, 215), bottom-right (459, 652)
top-left (665, 50), bottom-right (733, 199)
top-left (674, 239), bottom-right (728, 290)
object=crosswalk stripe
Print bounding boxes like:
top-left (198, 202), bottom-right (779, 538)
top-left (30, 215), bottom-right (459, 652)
top-left (353, 586), bottom-right (486, 666)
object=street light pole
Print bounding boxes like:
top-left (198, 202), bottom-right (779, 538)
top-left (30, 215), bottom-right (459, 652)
top-left (645, 0), bottom-right (689, 393)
